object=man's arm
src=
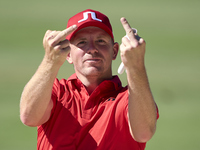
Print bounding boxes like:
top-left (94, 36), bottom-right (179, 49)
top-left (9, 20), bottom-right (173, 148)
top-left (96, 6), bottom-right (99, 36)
top-left (120, 18), bottom-right (157, 142)
top-left (20, 25), bottom-right (77, 127)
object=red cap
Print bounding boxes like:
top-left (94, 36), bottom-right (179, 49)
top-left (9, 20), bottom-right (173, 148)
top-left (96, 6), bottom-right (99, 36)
top-left (66, 9), bottom-right (114, 41)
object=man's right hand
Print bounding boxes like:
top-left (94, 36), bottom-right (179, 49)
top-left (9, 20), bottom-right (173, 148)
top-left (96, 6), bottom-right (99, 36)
top-left (43, 25), bottom-right (77, 67)
top-left (20, 25), bottom-right (77, 127)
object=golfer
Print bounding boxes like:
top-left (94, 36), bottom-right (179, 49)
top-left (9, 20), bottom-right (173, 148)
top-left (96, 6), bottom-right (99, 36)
top-left (20, 9), bottom-right (159, 150)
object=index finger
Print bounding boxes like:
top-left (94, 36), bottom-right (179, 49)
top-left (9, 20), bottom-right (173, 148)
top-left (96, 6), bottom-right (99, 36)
top-left (120, 17), bottom-right (135, 40)
top-left (54, 25), bottom-right (77, 44)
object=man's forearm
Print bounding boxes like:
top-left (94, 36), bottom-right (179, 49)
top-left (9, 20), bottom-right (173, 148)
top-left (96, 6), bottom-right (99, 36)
top-left (127, 67), bottom-right (157, 143)
top-left (20, 59), bottom-right (59, 126)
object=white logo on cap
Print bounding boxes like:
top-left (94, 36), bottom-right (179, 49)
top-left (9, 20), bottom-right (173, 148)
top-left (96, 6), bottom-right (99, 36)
top-left (78, 11), bottom-right (102, 23)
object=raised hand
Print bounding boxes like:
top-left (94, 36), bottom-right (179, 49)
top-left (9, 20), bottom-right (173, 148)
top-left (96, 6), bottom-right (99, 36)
top-left (43, 25), bottom-right (77, 66)
top-left (120, 17), bottom-right (146, 72)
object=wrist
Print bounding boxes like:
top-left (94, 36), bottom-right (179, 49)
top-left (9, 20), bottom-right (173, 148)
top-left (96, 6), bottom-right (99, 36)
top-left (39, 58), bottom-right (61, 75)
top-left (126, 66), bottom-right (150, 89)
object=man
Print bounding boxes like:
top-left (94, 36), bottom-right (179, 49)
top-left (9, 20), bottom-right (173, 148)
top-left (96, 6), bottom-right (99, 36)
top-left (20, 9), bottom-right (159, 149)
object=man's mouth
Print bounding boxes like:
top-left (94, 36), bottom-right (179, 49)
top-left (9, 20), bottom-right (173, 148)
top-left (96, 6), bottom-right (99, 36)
top-left (84, 58), bottom-right (102, 63)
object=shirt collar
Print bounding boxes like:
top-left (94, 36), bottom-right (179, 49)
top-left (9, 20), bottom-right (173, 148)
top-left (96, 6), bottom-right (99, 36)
top-left (67, 73), bottom-right (122, 91)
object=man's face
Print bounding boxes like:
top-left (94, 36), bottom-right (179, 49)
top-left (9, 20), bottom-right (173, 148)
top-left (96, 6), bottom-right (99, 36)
top-left (68, 27), bottom-right (118, 79)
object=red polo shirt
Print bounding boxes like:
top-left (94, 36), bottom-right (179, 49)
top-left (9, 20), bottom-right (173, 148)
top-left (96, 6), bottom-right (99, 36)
top-left (37, 74), bottom-right (155, 149)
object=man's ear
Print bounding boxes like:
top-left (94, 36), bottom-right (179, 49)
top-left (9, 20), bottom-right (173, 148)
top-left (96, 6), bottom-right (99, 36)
top-left (66, 53), bottom-right (73, 64)
top-left (112, 42), bottom-right (119, 60)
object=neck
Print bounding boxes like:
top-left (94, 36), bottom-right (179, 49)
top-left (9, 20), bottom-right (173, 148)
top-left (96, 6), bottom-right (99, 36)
top-left (76, 73), bottom-right (112, 95)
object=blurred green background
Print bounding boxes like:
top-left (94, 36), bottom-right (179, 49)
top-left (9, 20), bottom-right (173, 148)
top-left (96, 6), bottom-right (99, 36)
top-left (0, 0), bottom-right (199, 149)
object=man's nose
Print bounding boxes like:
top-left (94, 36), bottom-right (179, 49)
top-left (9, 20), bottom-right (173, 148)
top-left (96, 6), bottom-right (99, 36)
top-left (86, 41), bottom-right (98, 54)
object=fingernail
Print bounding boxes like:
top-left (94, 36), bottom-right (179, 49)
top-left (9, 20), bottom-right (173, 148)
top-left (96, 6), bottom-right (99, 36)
top-left (72, 25), bottom-right (77, 29)
top-left (121, 17), bottom-right (126, 22)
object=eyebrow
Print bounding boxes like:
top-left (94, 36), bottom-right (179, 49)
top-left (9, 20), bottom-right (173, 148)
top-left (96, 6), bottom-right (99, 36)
top-left (76, 37), bottom-right (87, 40)
top-left (96, 34), bottom-right (109, 38)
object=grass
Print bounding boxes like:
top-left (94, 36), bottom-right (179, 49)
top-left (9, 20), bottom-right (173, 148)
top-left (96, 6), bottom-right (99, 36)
top-left (0, 0), bottom-right (200, 149)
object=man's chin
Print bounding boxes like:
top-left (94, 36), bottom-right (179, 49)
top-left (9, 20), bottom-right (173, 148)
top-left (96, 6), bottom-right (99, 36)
top-left (84, 67), bottom-right (103, 76)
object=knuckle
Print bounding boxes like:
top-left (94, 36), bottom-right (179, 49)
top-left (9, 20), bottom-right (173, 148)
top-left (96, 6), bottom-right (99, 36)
top-left (127, 29), bottom-right (134, 35)
top-left (49, 40), bottom-right (56, 47)
top-left (46, 30), bottom-right (51, 34)
top-left (129, 45), bottom-right (135, 50)
top-left (139, 38), bottom-right (146, 45)
top-left (47, 35), bottom-right (53, 40)
top-left (63, 40), bottom-right (70, 45)
top-left (54, 45), bottom-right (61, 50)
top-left (125, 45), bottom-right (134, 51)
top-left (121, 37), bottom-right (126, 42)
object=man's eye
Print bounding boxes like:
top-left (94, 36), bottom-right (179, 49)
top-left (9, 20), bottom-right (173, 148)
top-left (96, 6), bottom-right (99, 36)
top-left (78, 41), bottom-right (86, 45)
top-left (97, 39), bottom-right (105, 43)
